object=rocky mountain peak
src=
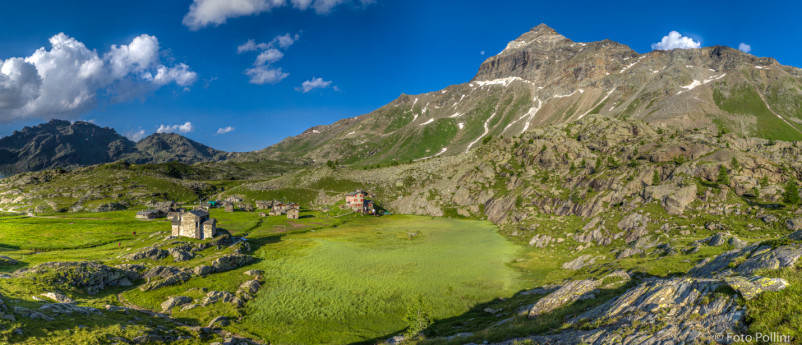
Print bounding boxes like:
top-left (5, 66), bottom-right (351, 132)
top-left (497, 24), bottom-right (572, 55)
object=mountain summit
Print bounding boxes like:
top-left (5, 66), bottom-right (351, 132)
top-left (250, 25), bottom-right (802, 166)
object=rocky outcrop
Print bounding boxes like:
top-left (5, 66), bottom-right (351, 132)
top-left (18, 261), bottom-right (140, 294)
top-left (14, 306), bottom-right (54, 321)
top-left (143, 266), bottom-right (182, 279)
top-left (125, 247), bottom-right (169, 261)
top-left (561, 255), bottom-right (599, 270)
top-left (725, 276), bottom-right (788, 300)
top-left (94, 202), bottom-right (128, 212)
top-left (689, 242), bottom-right (802, 278)
top-left (140, 271), bottom-right (192, 292)
top-left (38, 303), bottom-right (99, 316)
top-left (527, 279), bottom-right (599, 318)
top-left (202, 291), bottom-right (243, 307)
top-left (528, 234), bottom-right (556, 248)
top-left (502, 273), bottom-right (790, 345)
top-left (169, 247), bottom-right (194, 262)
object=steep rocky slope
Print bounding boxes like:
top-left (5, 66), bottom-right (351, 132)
top-left (249, 24), bottom-right (802, 166)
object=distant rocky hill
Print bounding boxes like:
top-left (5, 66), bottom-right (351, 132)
top-left (128, 133), bottom-right (233, 164)
top-left (248, 24), bottom-right (802, 165)
top-left (0, 120), bottom-right (233, 176)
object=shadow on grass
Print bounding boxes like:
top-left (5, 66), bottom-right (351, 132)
top-left (743, 198), bottom-right (785, 210)
top-left (354, 280), bottom-right (638, 345)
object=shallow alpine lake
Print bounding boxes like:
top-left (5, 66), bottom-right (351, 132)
top-left (234, 215), bottom-right (527, 344)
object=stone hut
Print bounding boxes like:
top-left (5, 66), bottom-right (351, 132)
top-left (273, 203), bottom-right (287, 214)
top-left (269, 208), bottom-right (282, 216)
top-left (242, 203), bottom-right (255, 212)
top-left (136, 209), bottom-right (166, 219)
top-left (255, 200), bottom-right (272, 209)
top-left (259, 212), bottom-right (267, 217)
top-left (225, 195), bottom-right (244, 204)
top-left (171, 209), bottom-right (218, 239)
top-left (287, 208), bottom-right (300, 220)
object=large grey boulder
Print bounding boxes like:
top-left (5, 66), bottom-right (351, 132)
top-left (193, 265), bottom-right (213, 277)
top-left (161, 296), bottom-right (192, 312)
top-left (786, 217), bottom-right (802, 231)
top-left (40, 292), bottom-right (74, 304)
top-left (707, 232), bottom-right (730, 246)
top-left (169, 247), bottom-right (194, 262)
top-left (239, 280), bottom-right (261, 295)
top-left (617, 212), bottom-right (650, 243)
top-left (211, 255), bottom-right (255, 273)
top-left (662, 184), bottom-right (697, 215)
top-left (208, 316), bottom-right (230, 328)
top-left (243, 270), bottom-right (264, 277)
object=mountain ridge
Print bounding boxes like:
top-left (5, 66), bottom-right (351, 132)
top-left (0, 119), bottom-right (233, 176)
top-left (246, 24), bottom-right (802, 166)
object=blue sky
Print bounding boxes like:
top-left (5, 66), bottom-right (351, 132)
top-left (0, 0), bottom-right (800, 152)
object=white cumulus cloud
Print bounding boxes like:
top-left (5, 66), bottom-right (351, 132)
top-left (156, 121), bottom-right (194, 134)
top-left (0, 33), bottom-right (197, 123)
top-left (651, 31), bottom-right (701, 50)
top-left (239, 33), bottom-right (299, 85)
top-left (296, 77), bottom-right (333, 93)
top-left (255, 49), bottom-right (284, 65)
top-left (216, 126), bottom-right (235, 134)
top-left (738, 42), bottom-right (751, 54)
top-left (183, 0), bottom-right (373, 29)
top-left (245, 66), bottom-right (288, 84)
top-left (125, 129), bottom-right (146, 142)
